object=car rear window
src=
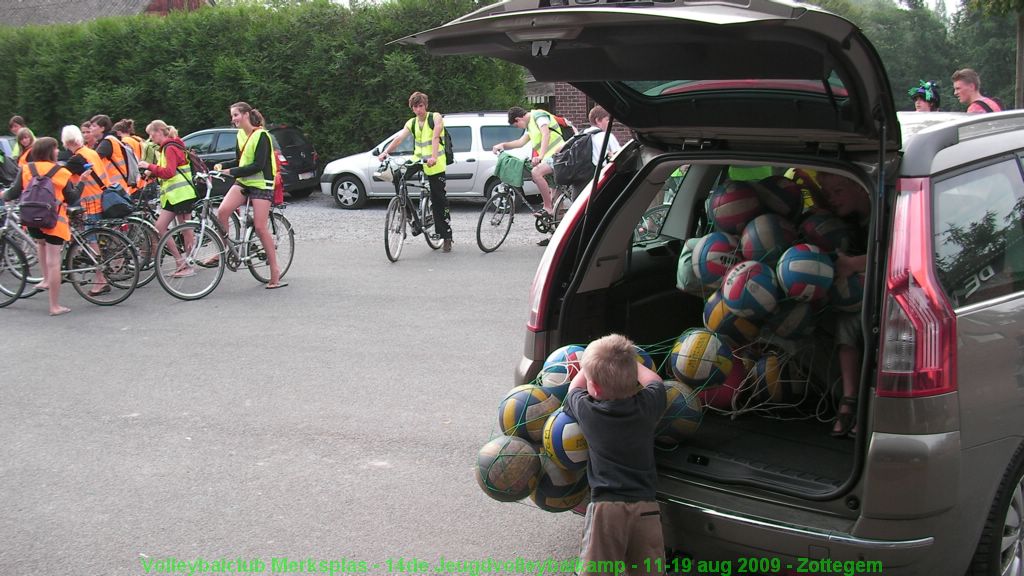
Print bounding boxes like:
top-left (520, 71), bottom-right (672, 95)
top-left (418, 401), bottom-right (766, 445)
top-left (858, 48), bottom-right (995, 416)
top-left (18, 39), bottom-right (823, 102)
top-left (624, 75), bottom-right (849, 99)
top-left (482, 126), bottom-right (526, 150)
top-left (271, 127), bottom-right (307, 149)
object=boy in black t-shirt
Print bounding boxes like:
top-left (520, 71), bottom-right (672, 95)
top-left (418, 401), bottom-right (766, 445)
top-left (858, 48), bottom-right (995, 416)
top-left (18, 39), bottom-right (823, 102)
top-left (564, 334), bottom-right (667, 576)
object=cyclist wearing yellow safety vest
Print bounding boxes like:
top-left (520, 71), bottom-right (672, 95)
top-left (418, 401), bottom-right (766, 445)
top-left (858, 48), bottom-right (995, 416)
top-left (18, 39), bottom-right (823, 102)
top-left (377, 91), bottom-right (453, 252)
top-left (211, 101), bottom-right (286, 289)
top-left (138, 120), bottom-right (199, 279)
top-left (491, 107), bottom-right (567, 234)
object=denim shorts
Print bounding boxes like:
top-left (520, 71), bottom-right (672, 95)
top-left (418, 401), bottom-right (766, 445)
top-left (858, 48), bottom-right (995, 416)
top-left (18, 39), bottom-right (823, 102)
top-left (240, 185), bottom-right (273, 202)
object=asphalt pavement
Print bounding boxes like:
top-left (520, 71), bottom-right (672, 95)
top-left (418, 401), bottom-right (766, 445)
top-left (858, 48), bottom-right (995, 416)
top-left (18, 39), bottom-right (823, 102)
top-left (0, 193), bottom-right (584, 575)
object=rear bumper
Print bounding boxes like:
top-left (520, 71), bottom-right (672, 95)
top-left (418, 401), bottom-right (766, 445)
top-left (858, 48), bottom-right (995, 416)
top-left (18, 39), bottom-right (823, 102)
top-left (660, 495), bottom-right (933, 572)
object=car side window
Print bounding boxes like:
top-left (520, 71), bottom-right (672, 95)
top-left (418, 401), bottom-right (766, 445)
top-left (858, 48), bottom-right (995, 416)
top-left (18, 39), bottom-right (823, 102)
top-left (481, 126), bottom-right (525, 150)
top-left (932, 156), bottom-right (1024, 307)
top-left (448, 126), bottom-right (472, 153)
top-left (184, 133), bottom-right (216, 154)
top-left (214, 132), bottom-right (237, 154)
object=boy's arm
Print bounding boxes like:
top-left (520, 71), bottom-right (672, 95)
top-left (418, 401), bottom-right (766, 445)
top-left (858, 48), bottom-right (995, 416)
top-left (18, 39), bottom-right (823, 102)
top-left (569, 369), bottom-right (589, 391)
top-left (637, 363), bottom-right (662, 387)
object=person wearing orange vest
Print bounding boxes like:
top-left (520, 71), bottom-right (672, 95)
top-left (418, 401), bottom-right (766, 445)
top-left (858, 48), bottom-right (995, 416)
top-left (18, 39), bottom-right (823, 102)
top-left (2, 137), bottom-right (84, 316)
top-left (114, 118), bottom-right (146, 190)
top-left (61, 124), bottom-right (116, 296)
top-left (89, 114), bottom-right (136, 195)
top-left (210, 101), bottom-right (285, 289)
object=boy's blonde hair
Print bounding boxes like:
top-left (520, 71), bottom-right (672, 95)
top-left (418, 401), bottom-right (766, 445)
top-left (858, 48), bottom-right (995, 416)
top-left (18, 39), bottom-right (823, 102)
top-left (581, 334), bottom-right (638, 400)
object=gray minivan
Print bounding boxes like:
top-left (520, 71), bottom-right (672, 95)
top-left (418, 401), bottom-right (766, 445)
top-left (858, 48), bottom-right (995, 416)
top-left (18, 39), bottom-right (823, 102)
top-left (405, 1), bottom-right (1024, 573)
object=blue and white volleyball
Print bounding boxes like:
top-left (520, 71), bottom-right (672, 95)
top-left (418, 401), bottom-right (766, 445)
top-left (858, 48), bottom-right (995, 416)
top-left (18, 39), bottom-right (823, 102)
top-left (498, 384), bottom-right (562, 442)
top-left (669, 329), bottom-right (733, 387)
top-left (691, 231), bottom-right (739, 289)
top-left (542, 408), bottom-right (589, 471)
top-left (539, 344), bottom-right (586, 400)
top-left (740, 213), bottom-right (798, 266)
top-left (722, 260), bottom-right (780, 319)
top-left (657, 380), bottom-right (703, 447)
top-left (776, 244), bottom-right (834, 302)
top-left (830, 272), bottom-right (865, 312)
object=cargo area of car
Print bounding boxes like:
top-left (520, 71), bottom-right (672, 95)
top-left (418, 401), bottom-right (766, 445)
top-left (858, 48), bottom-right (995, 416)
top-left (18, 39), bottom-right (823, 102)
top-left (552, 152), bottom-right (867, 495)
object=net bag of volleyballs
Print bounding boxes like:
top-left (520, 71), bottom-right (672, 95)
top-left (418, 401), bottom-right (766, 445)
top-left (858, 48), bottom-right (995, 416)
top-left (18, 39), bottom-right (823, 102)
top-left (830, 272), bottom-right (865, 312)
top-left (669, 329), bottom-right (733, 387)
top-left (776, 243), bottom-right (834, 303)
top-left (753, 175), bottom-right (804, 222)
top-left (656, 380), bottom-right (703, 447)
top-left (692, 231), bottom-right (739, 289)
top-left (703, 289), bottom-right (762, 347)
top-left (476, 435), bottom-right (541, 502)
top-left (709, 180), bottom-right (764, 234)
top-left (722, 260), bottom-right (780, 319)
top-left (538, 344), bottom-right (586, 400)
top-left (498, 384), bottom-right (561, 442)
top-left (542, 407), bottom-right (589, 471)
top-left (531, 458), bottom-right (589, 513)
top-left (746, 353), bottom-right (806, 405)
top-left (740, 213), bottom-right (798, 266)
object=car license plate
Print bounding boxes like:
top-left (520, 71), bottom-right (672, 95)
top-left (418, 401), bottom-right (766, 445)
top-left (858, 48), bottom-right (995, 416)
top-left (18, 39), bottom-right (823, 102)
top-left (299, 171), bottom-right (315, 180)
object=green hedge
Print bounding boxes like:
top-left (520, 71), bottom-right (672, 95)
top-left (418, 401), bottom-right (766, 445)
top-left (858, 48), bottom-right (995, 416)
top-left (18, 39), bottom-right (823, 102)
top-left (0, 0), bottom-right (525, 163)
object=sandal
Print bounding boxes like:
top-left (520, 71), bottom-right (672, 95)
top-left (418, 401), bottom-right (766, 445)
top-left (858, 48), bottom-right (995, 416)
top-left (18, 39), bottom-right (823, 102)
top-left (831, 396), bottom-right (857, 438)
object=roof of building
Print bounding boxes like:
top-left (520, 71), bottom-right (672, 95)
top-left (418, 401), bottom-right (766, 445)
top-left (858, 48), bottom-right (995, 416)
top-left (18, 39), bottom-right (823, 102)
top-left (4, 0), bottom-right (156, 27)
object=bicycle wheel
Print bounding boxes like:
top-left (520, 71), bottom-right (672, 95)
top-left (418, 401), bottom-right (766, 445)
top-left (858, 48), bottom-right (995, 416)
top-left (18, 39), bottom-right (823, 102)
top-left (122, 217), bottom-right (160, 287)
top-left (420, 192), bottom-right (442, 250)
top-left (246, 212), bottom-right (295, 283)
top-left (8, 231), bottom-right (42, 298)
top-left (552, 187), bottom-right (575, 227)
top-left (476, 189), bottom-right (515, 253)
top-left (155, 222), bottom-right (225, 301)
top-left (0, 237), bottom-right (28, 307)
top-left (384, 196), bottom-right (406, 262)
top-left (66, 228), bottom-right (140, 305)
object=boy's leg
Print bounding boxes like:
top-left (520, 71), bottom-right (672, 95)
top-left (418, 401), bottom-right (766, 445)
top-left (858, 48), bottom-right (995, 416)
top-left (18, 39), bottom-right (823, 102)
top-left (579, 502), bottom-right (629, 576)
top-left (624, 502), bottom-right (665, 576)
top-left (427, 173), bottom-right (451, 240)
top-left (531, 163), bottom-right (554, 213)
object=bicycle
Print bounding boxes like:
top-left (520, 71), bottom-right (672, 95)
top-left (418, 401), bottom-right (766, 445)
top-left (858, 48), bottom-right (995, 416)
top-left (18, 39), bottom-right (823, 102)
top-left (475, 153), bottom-right (576, 253)
top-left (154, 170), bottom-right (295, 300)
top-left (97, 193), bottom-right (161, 288)
top-left (0, 210), bottom-right (29, 307)
top-left (0, 201), bottom-right (141, 306)
top-left (379, 158), bottom-right (442, 262)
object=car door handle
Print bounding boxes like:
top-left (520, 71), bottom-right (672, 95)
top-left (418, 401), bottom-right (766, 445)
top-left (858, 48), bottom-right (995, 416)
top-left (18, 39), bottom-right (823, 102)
top-left (465, 158), bottom-right (475, 162)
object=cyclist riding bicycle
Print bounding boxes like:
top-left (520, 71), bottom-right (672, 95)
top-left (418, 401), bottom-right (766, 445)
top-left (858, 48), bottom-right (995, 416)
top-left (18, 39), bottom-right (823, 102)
top-left (377, 91), bottom-right (454, 253)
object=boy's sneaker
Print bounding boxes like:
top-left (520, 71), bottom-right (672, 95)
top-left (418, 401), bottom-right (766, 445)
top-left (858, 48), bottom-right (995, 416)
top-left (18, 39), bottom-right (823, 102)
top-left (410, 222), bottom-right (422, 236)
top-left (537, 238), bottom-right (550, 247)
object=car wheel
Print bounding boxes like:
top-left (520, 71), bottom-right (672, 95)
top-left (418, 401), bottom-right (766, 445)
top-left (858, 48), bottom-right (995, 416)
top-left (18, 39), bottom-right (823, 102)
top-left (484, 177), bottom-right (502, 200)
top-left (332, 176), bottom-right (366, 209)
top-left (968, 443), bottom-right (1024, 575)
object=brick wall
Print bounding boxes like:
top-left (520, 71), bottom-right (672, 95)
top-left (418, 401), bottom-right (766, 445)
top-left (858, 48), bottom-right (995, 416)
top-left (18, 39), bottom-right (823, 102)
top-left (550, 82), bottom-right (633, 144)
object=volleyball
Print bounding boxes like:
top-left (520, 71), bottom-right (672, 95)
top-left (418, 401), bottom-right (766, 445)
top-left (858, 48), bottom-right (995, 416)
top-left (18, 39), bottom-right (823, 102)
top-left (722, 260), bottom-right (780, 319)
top-left (692, 231), bottom-right (739, 289)
top-left (703, 289), bottom-right (762, 346)
top-left (710, 180), bottom-right (764, 234)
top-left (754, 175), bottom-right (804, 221)
top-left (748, 354), bottom-right (805, 404)
top-left (677, 238), bottom-right (704, 295)
top-left (530, 458), bottom-right (589, 513)
top-left (830, 272), bottom-right (865, 312)
top-left (767, 300), bottom-right (818, 340)
top-left (634, 345), bottom-right (656, 370)
top-left (542, 408), bottom-right (589, 471)
top-left (776, 244), bottom-right (834, 302)
top-left (697, 357), bottom-right (749, 411)
top-left (498, 385), bottom-right (562, 442)
top-left (799, 212), bottom-right (851, 253)
top-left (656, 380), bottom-right (703, 446)
top-left (740, 213), bottom-right (798, 266)
top-left (669, 329), bottom-right (733, 386)
top-left (538, 344), bottom-right (586, 399)
top-left (475, 435), bottom-right (541, 502)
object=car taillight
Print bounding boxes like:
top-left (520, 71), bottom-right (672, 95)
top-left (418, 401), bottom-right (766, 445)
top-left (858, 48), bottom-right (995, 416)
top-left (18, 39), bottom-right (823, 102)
top-left (276, 152), bottom-right (288, 165)
top-left (527, 162), bottom-right (617, 331)
top-left (877, 177), bottom-right (957, 397)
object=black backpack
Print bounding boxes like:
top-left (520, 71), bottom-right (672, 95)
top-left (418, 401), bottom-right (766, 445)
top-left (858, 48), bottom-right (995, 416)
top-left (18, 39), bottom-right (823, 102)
top-left (411, 114), bottom-right (455, 165)
top-left (0, 152), bottom-right (17, 186)
top-left (19, 164), bottom-right (61, 229)
top-left (551, 128), bottom-right (597, 187)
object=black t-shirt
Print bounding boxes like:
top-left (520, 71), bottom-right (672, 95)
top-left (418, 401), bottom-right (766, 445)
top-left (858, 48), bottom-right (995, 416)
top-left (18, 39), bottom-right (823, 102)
top-left (564, 381), bottom-right (667, 502)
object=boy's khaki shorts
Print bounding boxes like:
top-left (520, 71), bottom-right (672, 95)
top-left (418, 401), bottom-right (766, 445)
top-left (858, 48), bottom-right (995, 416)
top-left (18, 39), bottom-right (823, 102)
top-left (579, 500), bottom-right (664, 576)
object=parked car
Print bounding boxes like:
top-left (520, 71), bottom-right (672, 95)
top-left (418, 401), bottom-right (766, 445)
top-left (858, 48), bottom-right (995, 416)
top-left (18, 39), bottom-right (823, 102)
top-left (406, 1), bottom-right (1024, 574)
top-left (320, 112), bottom-right (537, 209)
top-left (181, 124), bottom-right (319, 198)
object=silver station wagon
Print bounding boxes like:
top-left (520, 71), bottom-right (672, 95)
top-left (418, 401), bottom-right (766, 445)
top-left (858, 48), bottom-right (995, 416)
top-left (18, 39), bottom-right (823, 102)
top-left (405, 1), bottom-right (1024, 574)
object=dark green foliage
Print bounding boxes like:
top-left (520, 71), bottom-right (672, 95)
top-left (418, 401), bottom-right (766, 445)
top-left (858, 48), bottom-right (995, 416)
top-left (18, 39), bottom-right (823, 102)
top-left (0, 0), bottom-right (524, 162)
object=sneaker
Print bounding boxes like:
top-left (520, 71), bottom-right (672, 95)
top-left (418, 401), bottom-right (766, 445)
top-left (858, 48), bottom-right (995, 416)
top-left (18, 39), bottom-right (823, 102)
top-left (411, 223), bottom-right (423, 237)
top-left (537, 238), bottom-right (550, 247)
top-left (442, 238), bottom-right (452, 252)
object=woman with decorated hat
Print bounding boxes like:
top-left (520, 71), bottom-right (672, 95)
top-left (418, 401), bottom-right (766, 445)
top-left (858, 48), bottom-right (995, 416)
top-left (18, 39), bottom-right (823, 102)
top-left (908, 80), bottom-right (941, 112)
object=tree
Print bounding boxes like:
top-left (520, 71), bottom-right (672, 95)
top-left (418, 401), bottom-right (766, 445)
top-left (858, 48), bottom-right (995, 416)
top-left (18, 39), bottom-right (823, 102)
top-left (968, 0), bottom-right (1024, 107)
top-left (951, 2), bottom-right (1018, 107)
